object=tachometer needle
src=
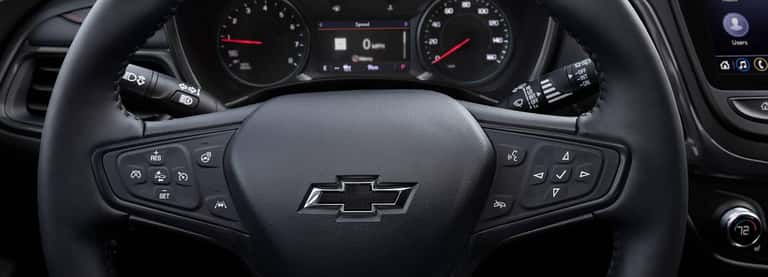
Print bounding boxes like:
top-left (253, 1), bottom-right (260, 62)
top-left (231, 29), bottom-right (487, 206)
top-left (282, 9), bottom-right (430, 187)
top-left (432, 38), bottom-right (471, 65)
top-left (220, 38), bottom-right (264, 45)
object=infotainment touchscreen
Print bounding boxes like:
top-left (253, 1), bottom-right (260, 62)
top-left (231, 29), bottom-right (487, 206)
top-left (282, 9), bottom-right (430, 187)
top-left (681, 0), bottom-right (768, 90)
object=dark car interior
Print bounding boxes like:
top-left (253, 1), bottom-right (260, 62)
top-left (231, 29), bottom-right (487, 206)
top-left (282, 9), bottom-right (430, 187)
top-left (0, 0), bottom-right (766, 276)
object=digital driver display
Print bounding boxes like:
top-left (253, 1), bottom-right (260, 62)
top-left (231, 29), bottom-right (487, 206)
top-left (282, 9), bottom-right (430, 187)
top-left (314, 20), bottom-right (410, 74)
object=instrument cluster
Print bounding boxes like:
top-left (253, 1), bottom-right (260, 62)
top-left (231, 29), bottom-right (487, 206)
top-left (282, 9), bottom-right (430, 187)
top-left (173, 0), bottom-right (552, 102)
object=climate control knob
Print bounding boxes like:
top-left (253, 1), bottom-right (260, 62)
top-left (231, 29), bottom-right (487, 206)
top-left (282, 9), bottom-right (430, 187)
top-left (721, 207), bottom-right (762, 248)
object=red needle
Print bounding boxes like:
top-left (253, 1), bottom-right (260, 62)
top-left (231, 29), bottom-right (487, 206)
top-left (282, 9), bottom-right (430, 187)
top-left (432, 38), bottom-right (471, 65)
top-left (220, 38), bottom-right (264, 45)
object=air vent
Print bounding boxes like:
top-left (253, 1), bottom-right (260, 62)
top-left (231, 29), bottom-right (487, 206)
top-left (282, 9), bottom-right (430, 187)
top-left (13, 53), bottom-right (173, 118)
top-left (25, 55), bottom-right (63, 115)
top-left (3, 49), bottom-right (175, 129)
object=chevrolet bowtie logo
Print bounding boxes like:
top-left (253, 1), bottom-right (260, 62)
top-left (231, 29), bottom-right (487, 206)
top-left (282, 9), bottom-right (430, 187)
top-left (299, 176), bottom-right (416, 221)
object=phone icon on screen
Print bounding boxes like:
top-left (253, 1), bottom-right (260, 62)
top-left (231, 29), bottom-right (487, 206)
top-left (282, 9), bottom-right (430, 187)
top-left (754, 58), bottom-right (768, 72)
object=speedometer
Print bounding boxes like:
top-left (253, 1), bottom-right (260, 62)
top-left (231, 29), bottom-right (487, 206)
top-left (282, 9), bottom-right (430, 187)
top-left (418, 0), bottom-right (513, 83)
top-left (218, 0), bottom-right (309, 86)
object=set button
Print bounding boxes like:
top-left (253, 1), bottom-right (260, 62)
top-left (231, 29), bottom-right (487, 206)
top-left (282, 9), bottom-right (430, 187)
top-left (154, 187), bottom-right (174, 202)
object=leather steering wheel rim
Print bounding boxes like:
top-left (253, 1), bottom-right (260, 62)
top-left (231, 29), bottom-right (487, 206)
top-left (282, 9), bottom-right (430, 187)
top-left (38, 0), bottom-right (687, 276)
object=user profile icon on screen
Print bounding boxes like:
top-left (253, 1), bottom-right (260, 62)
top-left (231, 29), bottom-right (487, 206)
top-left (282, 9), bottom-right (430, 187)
top-left (723, 12), bottom-right (750, 38)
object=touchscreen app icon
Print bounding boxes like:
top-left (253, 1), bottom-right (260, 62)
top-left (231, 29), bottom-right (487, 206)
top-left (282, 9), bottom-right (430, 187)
top-left (723, 12), bottom-right (750, 38)
top-left (736, 58), bottom-right (751, 72)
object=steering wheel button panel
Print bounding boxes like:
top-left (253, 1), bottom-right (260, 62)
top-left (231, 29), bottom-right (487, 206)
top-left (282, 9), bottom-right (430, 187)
top-left (102, 132), bottom-right (243, 230)
top-left (480, 129), bottom-right (620, 228)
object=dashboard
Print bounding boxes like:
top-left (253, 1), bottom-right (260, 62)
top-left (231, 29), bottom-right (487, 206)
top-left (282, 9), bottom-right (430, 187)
top-left (6, 0), bottom-right (768, 276)
top-left (173, 0), bottom-right (552, 103)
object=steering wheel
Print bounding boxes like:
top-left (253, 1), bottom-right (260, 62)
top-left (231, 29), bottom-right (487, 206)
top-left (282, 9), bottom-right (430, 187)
top-left (38, 0), bottom-right (687, 276)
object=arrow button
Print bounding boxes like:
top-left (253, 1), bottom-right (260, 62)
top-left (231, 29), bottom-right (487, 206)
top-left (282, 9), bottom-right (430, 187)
top-left (528, 166), bottom-right (547, 186)
top-left (557, 149), bottom-right (574, 164)
top-left (545, 185), bottom-right (569, 203)
top-left (576, 164), bottom-right (598, 185)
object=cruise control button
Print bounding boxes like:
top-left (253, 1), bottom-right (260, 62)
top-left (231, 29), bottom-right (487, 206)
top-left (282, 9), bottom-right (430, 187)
top-left (125, 165), bottom-right (146, 185)
top-left (206, 196), bottom-right (239, 221)
top-left (154, 187), bottom-right (174, 202)
top-left (499, 145), bottom-right (526, 166)
top-left (149, 167), bottom-right (170, 185)
top-left (551, 166), bottom-right (571, 183)
top-left (196, 147), bottom-right (223, 168)
top-left (482, 195), bottom-right (515, 220)
top-left (173, 167), bottom-right (191, 186)
top-left (147, 149), bottom-right (166, 165)
top-left (529, 166), bottom-right (547, 185)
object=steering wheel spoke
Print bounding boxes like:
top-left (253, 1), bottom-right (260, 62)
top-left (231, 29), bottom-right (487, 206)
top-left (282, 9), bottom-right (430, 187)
top-left (451, 104), bottom-right (629, 274)
top-left (88, 107), bottom-right (261, 260)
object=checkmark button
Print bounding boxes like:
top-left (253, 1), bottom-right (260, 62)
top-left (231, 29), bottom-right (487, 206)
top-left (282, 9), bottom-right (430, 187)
top-left (551, 166), bottom-right (571, 183)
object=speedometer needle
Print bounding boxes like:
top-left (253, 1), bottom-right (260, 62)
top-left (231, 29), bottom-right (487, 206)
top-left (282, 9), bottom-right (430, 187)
top-left (432, 38), bottom-right (471, 65)
top-left (220, 38), bottom-right (264, 45)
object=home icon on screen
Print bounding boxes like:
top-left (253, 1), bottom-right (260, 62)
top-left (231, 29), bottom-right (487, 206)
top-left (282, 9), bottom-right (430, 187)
top-left (720, 60), bottom-right (731, 71)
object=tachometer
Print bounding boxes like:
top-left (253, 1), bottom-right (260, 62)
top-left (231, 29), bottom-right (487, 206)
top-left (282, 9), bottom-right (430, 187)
top-left (418, 0), bottom-right (513, 83)
top-left (218, 0), bottom-right (309, 86)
